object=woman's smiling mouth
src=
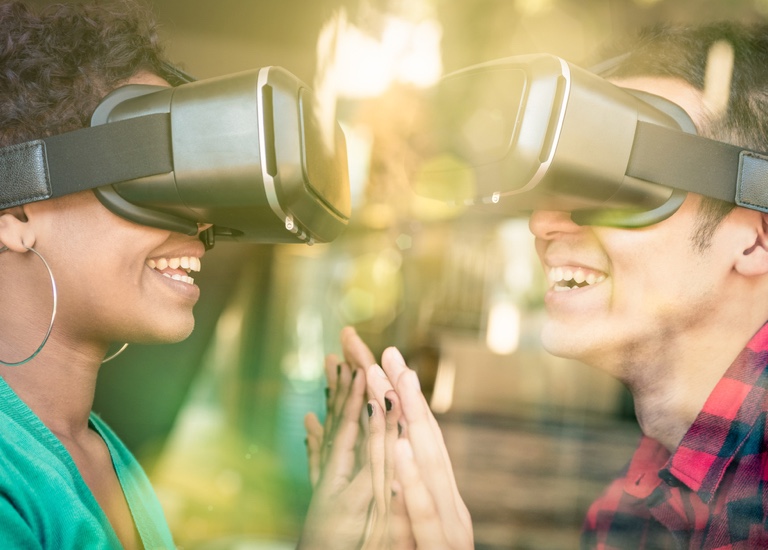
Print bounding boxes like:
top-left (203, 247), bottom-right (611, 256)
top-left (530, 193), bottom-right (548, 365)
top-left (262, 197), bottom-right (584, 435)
top-left (146, 256), bottom-right (201, 285)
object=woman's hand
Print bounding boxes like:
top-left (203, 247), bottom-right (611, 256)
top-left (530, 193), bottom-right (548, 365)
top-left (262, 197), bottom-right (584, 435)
top-left (300, 327), bottom-right (384, 549)
top-left (338, 327), bottom-right (415, 549)
top-left (300, 351), bottom-right (372, 550)
top-left (362, 388), bottom-right (416, 550)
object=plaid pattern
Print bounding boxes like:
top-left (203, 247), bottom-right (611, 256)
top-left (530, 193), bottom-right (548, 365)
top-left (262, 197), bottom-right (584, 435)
top-left (582, 322), bottom-right (768, 549)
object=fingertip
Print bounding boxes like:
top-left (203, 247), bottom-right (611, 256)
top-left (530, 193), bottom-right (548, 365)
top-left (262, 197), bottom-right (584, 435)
top-left (340, 325), bottom-right (358, 337)
top-left (325, 353), bottom-right (340, 368)
top-left (382, 346), bottom-right (406, 365)
top-left (304, 412), bottom-right (323, 434)
top-left (304, 411), bottom-right (317, 426)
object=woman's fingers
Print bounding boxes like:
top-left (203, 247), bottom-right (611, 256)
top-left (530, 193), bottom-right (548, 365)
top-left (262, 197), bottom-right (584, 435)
top-left (341, 326), bottom-right (376, 371)
top-left (367, 389), bottom-right (402, 509)
top-left (384, 390), bottom-right (402, 506)
top-left (366, 363), bottom-right (395, 412)
top-left (367, 399), bottom-right (387, 513)
top-left (341, 327), bottom-right (384, 446)
top-left (304, 412), bottom-right (324, 487)
top-left (324, 366), bottom-right (367, 480)
top-left (322, 356), bottom-right (354, 466)
top-left (322, 354), bottom-right (341, 437)
top-left (331, 360), bottom-right (354, 430)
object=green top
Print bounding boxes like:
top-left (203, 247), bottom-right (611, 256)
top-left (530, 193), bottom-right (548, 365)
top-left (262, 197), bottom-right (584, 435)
top-left (0, 376), bottom-right (175, 549)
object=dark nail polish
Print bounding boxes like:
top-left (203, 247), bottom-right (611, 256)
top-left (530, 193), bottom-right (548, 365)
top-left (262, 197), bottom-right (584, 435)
top-left (367, 403), bottom-right (374, 417)
top-left (337, 364), bottom-right (342, 376)
top-left (385, 397), bottom-right (392, 411)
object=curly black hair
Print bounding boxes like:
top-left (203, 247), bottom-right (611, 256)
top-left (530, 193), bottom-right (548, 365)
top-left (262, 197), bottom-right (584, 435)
top-left (0, 0), bottom-right (170, 146)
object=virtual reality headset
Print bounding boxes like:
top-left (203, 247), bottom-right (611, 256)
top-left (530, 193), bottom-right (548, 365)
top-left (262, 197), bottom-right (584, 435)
top-left (409, 53), bottom-right (768, 227)
top-left (0, 64), bottom-right (350, 247)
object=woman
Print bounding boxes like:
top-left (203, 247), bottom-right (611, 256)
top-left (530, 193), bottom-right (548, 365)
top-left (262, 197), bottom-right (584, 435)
top-left (0, 1), bottom-right (368, 547)
top-left (0, 2), bottom-right (208, 547)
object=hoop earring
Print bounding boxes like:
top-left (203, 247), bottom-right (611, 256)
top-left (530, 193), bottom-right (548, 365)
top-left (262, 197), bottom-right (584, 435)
top-left (102, 343), bottom-right (129, 364)
top-left (0, 245), bottom-right (57, 367)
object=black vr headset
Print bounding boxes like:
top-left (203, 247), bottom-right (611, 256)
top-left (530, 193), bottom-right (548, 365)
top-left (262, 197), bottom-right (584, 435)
top-left (0, 63), bottom-right (350, 248)
top-left (409, 53), bottom-right (768, 227)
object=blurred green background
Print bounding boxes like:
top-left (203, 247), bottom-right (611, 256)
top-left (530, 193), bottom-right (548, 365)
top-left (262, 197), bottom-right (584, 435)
top-left (24, 0), bottom-right (768, 548)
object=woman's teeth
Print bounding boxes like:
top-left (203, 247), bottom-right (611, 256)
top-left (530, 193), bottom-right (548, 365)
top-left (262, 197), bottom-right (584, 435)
top-left (146, 256), bottom-right (201, 285)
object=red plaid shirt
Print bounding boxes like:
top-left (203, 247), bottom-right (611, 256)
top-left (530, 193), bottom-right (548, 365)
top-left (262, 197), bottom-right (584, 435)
top-left (582, 322), bottom-right (768, 549)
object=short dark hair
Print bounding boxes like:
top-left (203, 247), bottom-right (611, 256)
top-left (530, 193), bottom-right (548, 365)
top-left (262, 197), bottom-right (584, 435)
top-left (0, 0), bottom-right (169, 147)
top-left (599, 22), bottom-right (768, 249)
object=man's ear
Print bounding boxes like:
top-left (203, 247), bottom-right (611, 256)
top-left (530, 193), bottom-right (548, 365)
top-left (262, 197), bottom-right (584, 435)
top-left (735, 212), bottom-right (768, 277)
top-left (0, 206), bottom-right (35, 252)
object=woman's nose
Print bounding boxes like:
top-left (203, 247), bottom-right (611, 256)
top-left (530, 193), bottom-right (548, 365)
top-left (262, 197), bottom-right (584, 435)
top-left (528, 210), bottom-right (581, 240)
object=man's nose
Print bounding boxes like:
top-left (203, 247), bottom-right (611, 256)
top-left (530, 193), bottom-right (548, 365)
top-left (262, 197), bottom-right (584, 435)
top-left (528, 210), bottom-right (582, 240)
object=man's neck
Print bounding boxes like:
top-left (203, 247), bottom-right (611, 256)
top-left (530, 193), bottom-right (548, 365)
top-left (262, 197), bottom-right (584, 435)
top-left (623, 317), bottom-right (764, 453)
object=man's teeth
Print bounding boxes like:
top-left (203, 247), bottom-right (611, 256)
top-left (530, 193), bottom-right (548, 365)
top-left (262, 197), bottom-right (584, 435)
top-left (549, 266), bottom-right (606, 292)
top-left (146, 256), bottom-right (201, 285)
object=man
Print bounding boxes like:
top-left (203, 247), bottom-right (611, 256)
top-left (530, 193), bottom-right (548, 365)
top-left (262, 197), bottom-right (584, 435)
top-left (560, 23), bottom-right (768, 548)
top-left (310, 21), bottom-right (768, 549)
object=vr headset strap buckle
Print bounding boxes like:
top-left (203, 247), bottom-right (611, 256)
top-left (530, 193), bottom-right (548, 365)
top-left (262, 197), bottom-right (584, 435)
top-left (736, 151), bottom-right (768, 213)
top-left (0, 140), bottom-right (50, 209)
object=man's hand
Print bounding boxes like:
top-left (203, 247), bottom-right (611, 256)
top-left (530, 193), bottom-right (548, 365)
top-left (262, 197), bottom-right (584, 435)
top-left (382, 346), bottom-right (474, 550)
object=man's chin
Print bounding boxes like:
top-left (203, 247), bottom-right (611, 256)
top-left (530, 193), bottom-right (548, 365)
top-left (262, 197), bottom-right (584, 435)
top-left (539, 325), bottom-right (592, 361)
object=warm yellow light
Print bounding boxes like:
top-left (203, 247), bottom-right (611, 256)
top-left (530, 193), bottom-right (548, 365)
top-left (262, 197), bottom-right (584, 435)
top-left (516, 0), bottom-right (554, 16)
top-left (486, 300), bottom-right (521, 355)
top-left (430, 357), bottom-right (456, 413)
top-left (703, 40), bottom-right (734, 118)
top-left (315, 8), bottom-right (443, 100)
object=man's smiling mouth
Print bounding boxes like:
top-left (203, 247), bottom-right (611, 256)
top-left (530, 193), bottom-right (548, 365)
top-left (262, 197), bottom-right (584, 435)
top-left (548, 266), bottom-right (606, 292)
top-left (146, 256), bottom-right (202, 285)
